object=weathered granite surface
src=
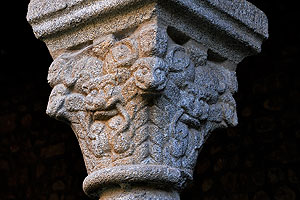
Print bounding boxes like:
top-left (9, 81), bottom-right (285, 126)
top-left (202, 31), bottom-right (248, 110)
top-left (27, 0), bottom-right (268, 38)
top-left (27, 0), bottom-right (268, 62)
top-left (26, 0), bottom-right (268, 199)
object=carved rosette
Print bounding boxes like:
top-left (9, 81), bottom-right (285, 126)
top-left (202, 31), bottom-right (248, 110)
top-left (46, 20), bottom-right (238, 198)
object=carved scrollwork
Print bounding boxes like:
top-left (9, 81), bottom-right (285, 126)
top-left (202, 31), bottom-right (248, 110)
top-left (46, 21), bottom-right (238, 175)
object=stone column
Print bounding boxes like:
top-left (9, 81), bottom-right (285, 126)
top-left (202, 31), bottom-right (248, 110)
top-left (27, 0), bottom-right (268, 199)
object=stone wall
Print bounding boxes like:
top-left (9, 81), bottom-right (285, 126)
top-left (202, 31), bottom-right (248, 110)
top-left (0, 1), bottom-right (299, 200)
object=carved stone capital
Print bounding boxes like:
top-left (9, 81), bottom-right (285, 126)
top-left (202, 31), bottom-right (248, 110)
top-left (27, 1), bottom-right (268, 199)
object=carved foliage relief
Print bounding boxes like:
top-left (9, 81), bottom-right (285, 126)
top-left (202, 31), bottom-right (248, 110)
top-left (46, 21), bottom-right (238, 174)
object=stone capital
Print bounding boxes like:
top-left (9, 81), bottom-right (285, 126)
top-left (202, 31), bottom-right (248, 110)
top-left (27, 0), bottom-right (268, 199)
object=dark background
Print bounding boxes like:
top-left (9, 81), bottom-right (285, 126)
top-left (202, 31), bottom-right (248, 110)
top-left (0, 1), bottom-right (299, 200)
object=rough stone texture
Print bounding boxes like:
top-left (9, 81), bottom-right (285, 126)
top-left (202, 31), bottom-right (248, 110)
top-left (97, 186), bottom-right (180, 200)
top-left (1, 2), bottom-right (299, 200)
top-left (25, 0), bottom-right (267, 199)
top-left (26, 0), bottom-right (268, 63)
top-left (45, 19), bottom-right (239, 198)
top-left (27, 0), bottom-right (268, 38)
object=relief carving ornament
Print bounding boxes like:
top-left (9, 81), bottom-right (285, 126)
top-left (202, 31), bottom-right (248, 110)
top-left (46, 21), bottom-right (238, 197)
